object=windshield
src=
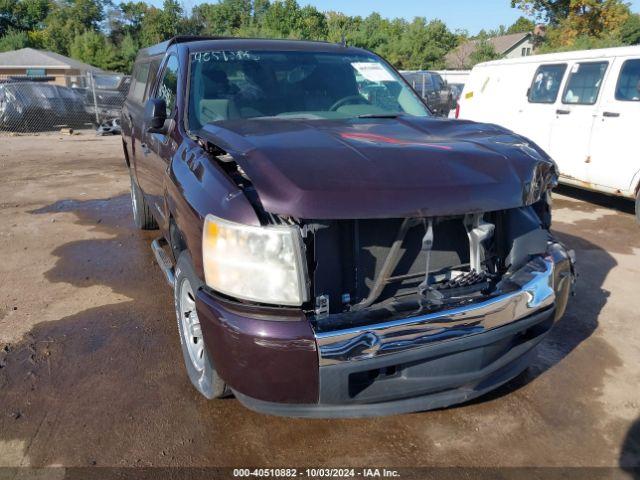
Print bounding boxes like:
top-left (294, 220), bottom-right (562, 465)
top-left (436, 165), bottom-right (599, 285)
top-left (188, 49), bottom-right (429, 129)
top-left (93, 74), bottom-right (123, 89)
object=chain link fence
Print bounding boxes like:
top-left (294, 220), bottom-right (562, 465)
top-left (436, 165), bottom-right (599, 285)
top-left (0, 73), bottom-right (129, 133)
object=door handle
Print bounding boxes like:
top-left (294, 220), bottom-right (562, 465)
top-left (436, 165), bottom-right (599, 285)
top-left (602, 111), bottom-right (620, 117)
top-left (556, 109), bottom-right (570, 115)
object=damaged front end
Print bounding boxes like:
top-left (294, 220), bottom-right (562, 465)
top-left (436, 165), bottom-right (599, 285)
top-left (282, 202), bottom-right (575, 413)
top-left (194, 120), bottom-right (576, 416)
top-left (305, 203), bottom-right (575, 362)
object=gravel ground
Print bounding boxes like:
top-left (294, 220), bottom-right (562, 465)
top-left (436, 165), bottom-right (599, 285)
top-left (0, 133), bottom-right (639, 473)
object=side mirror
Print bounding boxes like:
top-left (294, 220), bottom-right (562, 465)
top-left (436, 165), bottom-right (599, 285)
top-left (144, 98), bottom-right (168, 134)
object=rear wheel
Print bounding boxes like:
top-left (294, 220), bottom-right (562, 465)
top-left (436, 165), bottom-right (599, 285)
top-left (129, 170), bottom-right (157, 230)
top-left (174, 251), bottom-right (227, 399)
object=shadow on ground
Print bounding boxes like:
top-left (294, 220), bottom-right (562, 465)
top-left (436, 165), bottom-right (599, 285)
top-left (555, 184), bottom-right (635, 217)
top-left (621, 418), bottom-right (640, 478)
top-left (453, 227), bottom-right (614, 409)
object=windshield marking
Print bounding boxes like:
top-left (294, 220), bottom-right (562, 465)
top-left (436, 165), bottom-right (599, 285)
top-left (193, 51), bottom-right (260, 63)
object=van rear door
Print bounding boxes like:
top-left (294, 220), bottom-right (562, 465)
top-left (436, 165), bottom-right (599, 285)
top-left (587, 56), bottom-right (640, 194)
top-left (548, 61), bottom-right (609, 184)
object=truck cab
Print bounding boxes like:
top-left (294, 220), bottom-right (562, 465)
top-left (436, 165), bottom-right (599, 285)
top-left (121, 36), bottom-right (574, 418)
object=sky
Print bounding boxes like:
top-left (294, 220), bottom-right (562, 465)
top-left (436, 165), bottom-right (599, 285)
top-left (170, 0), bottom-right (640, 35)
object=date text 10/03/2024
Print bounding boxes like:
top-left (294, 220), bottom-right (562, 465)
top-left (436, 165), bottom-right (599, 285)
top-left (232, 468), bottom-right (401, 478)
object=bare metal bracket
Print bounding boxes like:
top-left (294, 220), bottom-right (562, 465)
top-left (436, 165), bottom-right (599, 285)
top-left (463, 213), bottom-right (495, 273)
top-left (418, 218), bottom-right (444, 305)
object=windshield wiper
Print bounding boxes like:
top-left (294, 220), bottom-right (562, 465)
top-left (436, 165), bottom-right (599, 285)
top-left (356, 113), bottom-right (401, 119)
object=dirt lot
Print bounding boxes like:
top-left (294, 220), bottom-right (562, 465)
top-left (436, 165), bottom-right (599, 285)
top-left (0, 133), bottom-right (639, 472)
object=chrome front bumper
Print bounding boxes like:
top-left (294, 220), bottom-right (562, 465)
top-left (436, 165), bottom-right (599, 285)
top-left (316, 242), bottom-right (574, 367)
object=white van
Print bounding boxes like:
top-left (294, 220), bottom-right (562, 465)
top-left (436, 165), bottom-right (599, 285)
top-left (456, 46), bottom-right (640, 221)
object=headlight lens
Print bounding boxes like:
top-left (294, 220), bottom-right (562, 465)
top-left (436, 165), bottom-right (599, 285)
top-left (202, 214), bottom-right (308, 306)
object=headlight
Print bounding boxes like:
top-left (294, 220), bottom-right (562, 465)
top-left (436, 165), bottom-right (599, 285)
top-left (202, 214), bottom-right (308, 306)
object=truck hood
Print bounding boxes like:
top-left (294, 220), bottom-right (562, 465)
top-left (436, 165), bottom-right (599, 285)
top-left (196, 116), bottom-right (556, 219)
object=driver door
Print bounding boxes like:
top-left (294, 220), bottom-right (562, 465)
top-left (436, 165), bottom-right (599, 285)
top-left (138, 54), bottom-right (180, 228)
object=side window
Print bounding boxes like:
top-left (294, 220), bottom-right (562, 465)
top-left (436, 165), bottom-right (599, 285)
top-left (562, 61), bottom-right (608, 105)
top-left (144, 58), bottom-right (162, 102)
top-left (615, 59), bottom-right (640, 102)
top-left (129, 62), bottom-right (150, 104)
top-left (433, 75), bottom-right (444, 91)
top-left (424, 74), bottom-right (435, 92)
top-left (156, 56), bottom-right (179, 116)
top-left (528, 64), bottom-right (566, 103)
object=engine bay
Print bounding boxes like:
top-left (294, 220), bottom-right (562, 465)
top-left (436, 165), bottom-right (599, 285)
top-left (303, 204), bottom-right (551, 330)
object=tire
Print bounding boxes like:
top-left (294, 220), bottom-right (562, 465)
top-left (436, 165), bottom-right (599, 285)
top-left (129, 170), bottom-right (157, 230)
top-left (174, 251), bottom-right (228, 399)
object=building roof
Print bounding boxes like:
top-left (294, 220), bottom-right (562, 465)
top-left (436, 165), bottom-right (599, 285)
top-left (0, 48), bottom-right (102, 72)
top-left (445, 32), bottom-right (531, 69)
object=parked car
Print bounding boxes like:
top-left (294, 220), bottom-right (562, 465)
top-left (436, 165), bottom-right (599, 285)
top-left (122, 36), bottom-right (575, 418)
top-left (456, 45), bottom-right (640, 223)
top-left (401, 70), bottom-right (454, 115)
top-left (0, 81), bottom-right (92, 131)
top-left (449, 82), bottom-right (465, 102)
top-left (84, 73), bottom-right (131, 122)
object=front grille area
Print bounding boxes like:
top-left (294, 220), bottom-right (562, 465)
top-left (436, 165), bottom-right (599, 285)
top-left (307, 205), bottom-right (549, 319)
top-left (311, 216), bottom-right (479, 314)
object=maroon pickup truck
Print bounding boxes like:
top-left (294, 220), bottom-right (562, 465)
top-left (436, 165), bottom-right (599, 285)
top-left (120, 36), bottom-right (575, 418)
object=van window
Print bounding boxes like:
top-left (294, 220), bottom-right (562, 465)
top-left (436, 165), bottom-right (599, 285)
top-left (615, 59), bottom-right (640, 101)
top-left (562, 62), bottom-right (608, 105)
top-left (129, 62), bottom-right (150, 104)
top-left (156, 56), bottom-right (179, 116)
top-left (528, 64), bottom-right (566, 103)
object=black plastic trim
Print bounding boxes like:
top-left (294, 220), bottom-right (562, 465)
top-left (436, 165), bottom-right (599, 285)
top-left (233, 307), bottom-right (554, 418)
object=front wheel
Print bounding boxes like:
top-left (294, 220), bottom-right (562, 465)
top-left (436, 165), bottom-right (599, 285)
top-left (174, 251), bottom-right (227, 399)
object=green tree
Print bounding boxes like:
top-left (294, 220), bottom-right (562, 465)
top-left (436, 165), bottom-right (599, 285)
top-left (253, 0), bottom-right (269, 24)
top-left (620, 13), bottom-right (640, 45)
top-left (326, 11), bottom-right (360, 43)
top-left (115, 32), bottom-right (138, 72)
top-left (397, 18), bottom-right (457, 69)
top-left (0, 28), bottom-right (30, 51)
top-left (107, 1), bottom-right (146, 43)
top-left (507, 15), bottom-right (536, 33)
top-left (515, 0), bottom-right (631, 52)
top-left (69, 29), bottom-right (118, 69)
top-left (262, 0), bottom-right (301, 37)
top-left (71, 0), bottom-right (106, 30)
top-left (511, 0), bottom-right (570, 25)
top-left (138, 0), bottom-right (187, 46)
top-left (468, 36), bottom-right (500, 67)
top-left (297, 5), bottom-right (327, 40)
top-left (193, 0), bottom-right (252, 35)
top-left (1, 0), bottom-right (51, 36)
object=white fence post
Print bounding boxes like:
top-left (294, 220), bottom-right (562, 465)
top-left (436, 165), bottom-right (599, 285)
top-left (89, 72), bottom-right (100, 125)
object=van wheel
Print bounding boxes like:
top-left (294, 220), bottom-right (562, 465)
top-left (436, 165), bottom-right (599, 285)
top-left (129, 170), bottom-right (157, 230)
top-left (174, 251), bottom-right (228, 399)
